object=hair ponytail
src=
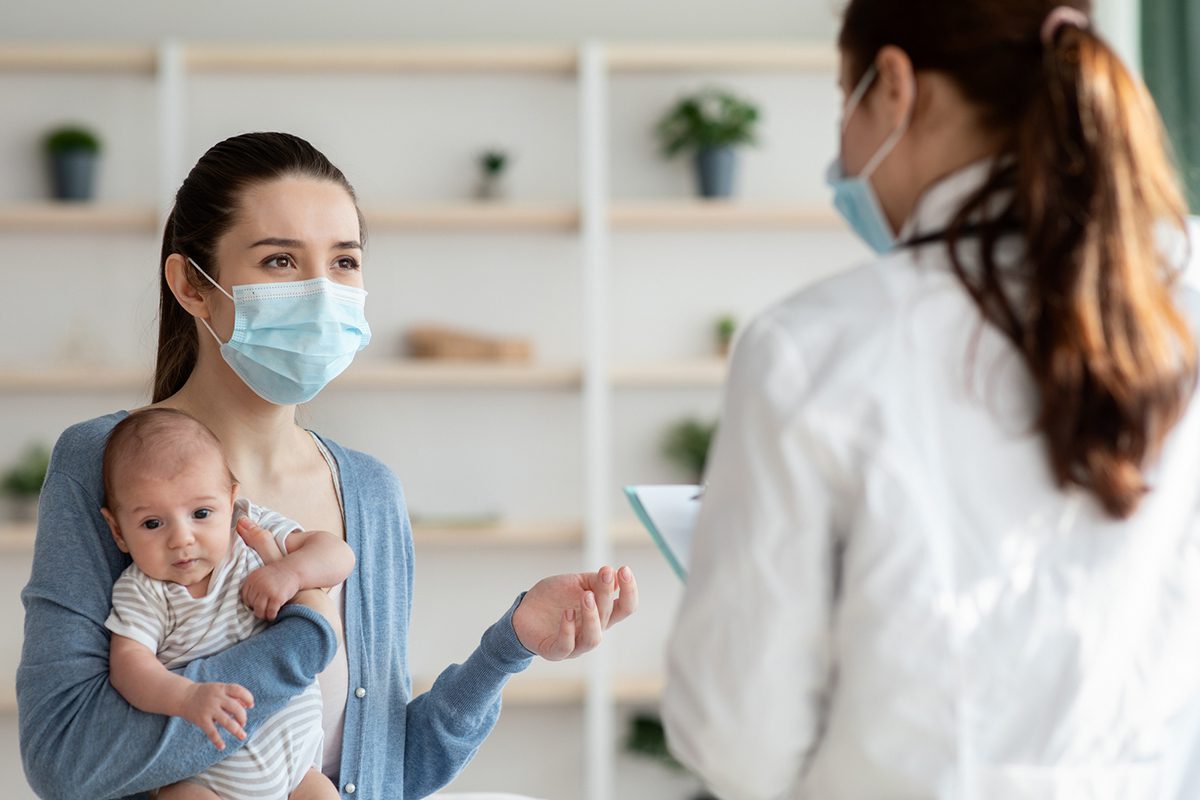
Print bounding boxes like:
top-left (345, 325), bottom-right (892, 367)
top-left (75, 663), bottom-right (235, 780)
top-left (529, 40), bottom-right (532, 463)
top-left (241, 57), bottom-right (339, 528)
top-left (840, 0), bottom-right (1197, 518)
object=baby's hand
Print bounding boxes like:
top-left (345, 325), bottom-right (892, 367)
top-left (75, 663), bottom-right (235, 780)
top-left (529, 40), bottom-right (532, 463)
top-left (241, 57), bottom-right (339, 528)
top-left (182, 682), bottom-right (253, 749)
top-left (242, 564), bottom-right (301, 621)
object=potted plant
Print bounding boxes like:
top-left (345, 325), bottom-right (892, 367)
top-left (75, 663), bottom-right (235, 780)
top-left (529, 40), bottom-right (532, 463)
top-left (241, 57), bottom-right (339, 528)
top-left (656, 88), bottom-right (760, 199)
top-left (624, 712), bottom-right (717, 800)
top-left (662, 418), bottom-right (717, 484)
top-left (476, 148), bottom-right (511, 201)
top-left (44, 125), bottom-right (102, 201)
top-left (2, 443), bottom-right (50, 522)
top-left (715, 314), bottom-right (737, 357)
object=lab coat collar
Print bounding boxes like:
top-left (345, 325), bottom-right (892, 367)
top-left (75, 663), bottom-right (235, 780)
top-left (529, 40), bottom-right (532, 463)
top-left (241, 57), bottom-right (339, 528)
top-left (898, 157), bottom-right (1007, 244)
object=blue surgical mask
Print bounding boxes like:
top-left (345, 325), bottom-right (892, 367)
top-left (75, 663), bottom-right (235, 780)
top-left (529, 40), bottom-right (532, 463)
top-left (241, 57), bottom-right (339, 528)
top-left (825, 65), bottom-right (913, 254)
top-left (189, 258), bottom-right (372, 405)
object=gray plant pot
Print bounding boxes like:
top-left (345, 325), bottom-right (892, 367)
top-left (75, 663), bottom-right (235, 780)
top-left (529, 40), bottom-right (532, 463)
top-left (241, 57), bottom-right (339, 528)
top-left (694, 146), bottom-right (737, 199)
top-left (50, 149), bottom-right (98, 201)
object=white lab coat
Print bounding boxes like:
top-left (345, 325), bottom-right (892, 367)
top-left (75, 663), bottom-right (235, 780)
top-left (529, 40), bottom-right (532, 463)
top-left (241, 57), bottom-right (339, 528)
top-left (662, 161), bottom-right (1200, 800)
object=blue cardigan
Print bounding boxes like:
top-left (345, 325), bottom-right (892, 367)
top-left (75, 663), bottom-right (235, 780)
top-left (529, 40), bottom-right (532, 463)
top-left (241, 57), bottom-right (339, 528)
top-left (17, 411), bottom-right (534, 799)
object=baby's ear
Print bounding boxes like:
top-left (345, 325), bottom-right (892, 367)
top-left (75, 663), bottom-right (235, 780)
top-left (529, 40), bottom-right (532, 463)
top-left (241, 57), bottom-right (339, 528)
top-left (100, 507), bottom-right (129, 553)
top-left (229, 482), bottom-right (240, 504)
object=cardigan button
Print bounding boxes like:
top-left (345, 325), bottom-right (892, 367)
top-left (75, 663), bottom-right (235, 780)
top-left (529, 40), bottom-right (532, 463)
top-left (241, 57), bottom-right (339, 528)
top-left (344, 783), bottom-right (356, 794)
top-left (355, 687), bottom-right (366, 698)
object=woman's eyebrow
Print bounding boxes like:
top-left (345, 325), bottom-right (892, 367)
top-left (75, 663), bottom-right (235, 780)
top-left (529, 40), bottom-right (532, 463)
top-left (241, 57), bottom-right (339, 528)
top-left (249, 237), bottom-right (305, 249)
top-left (247, 237), bottom-right (362, 250)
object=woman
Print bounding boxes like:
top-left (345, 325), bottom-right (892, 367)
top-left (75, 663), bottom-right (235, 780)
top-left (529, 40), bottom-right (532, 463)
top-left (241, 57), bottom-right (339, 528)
top-left (18, 131), bottom-right (638, 799)
top-left (664, 2), bottom-right (1200, 798)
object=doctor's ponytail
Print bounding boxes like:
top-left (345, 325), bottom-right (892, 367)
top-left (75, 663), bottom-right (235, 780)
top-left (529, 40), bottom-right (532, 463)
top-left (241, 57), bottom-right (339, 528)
top-left (840, 0), bottom-right (1197, 519)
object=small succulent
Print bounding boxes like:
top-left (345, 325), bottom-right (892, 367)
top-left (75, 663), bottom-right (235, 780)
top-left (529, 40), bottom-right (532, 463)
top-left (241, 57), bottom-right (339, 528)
top-left (662, 418), bottom-right (718, 483)
top-left (479, 149), bottom-right (510, 177)
top-left (44, 125), bottom-right (101, 155)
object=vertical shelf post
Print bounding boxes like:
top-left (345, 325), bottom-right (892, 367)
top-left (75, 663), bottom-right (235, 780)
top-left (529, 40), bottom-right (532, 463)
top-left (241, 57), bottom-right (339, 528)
top-left (156, 39), bottom-right (186, 224)
top-left (580, 39), bottom-right (615, 800)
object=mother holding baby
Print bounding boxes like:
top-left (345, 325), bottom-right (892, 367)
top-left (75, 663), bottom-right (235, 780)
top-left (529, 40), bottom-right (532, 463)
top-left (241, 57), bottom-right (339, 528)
top-left (16, 131), bottom-right (638, 799)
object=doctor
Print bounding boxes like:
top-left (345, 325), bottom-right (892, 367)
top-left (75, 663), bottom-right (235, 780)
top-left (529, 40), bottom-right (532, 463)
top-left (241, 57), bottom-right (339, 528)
top-left (663, 1), bottom-right (1200, 798)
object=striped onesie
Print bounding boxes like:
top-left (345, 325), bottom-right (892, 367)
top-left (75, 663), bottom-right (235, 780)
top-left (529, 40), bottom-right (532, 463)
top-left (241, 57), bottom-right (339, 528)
top-left (105, 498), bottom-right (324, 799)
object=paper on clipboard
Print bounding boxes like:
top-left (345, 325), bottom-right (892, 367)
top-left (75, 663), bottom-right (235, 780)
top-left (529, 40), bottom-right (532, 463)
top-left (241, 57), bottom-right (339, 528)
top-left (623, 485), bottom-right (701, 581)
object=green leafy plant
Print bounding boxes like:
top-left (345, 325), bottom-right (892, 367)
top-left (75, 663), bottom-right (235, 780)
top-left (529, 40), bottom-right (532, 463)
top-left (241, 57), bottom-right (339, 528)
top-left (625, 712), bottom-right (685, 771)
top-left (479, 149), bottom-right (509, 177)
top-left (656, 88), bottom-right (760, 158)
top-left (44, 125), bottom-right (101, 156)
top-left (624, 713), bottom-right (718, 800)
top-left (662, 418), bottom-right (717, 483)
top-left (715, 315), bottom-right (737, 355)
top-left (2, 444), bottom-right (50, 497)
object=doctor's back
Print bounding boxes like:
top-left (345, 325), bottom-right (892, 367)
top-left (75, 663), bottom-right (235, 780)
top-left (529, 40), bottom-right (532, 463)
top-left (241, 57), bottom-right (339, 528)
top-left (662, 2), bottom-right (1200, 799)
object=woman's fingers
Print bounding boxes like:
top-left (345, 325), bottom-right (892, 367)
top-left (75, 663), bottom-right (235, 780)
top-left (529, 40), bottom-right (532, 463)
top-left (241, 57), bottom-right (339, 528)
top-left (576, 591), bottom-right (604, 653)
top-left (609, 565), bottom-right (639, 626)
top-left (548, 608), bottom-right (577, 661)
top-left (592, 566), bottom-right (617, 627)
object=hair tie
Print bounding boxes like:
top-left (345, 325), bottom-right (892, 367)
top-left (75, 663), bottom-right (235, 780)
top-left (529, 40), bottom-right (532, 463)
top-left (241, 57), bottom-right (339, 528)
top-left (1041, 6), bottom-right (1090, 46)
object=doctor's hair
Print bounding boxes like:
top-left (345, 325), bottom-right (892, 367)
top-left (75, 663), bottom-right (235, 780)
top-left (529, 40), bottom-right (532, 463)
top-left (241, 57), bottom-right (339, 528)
top-left (101, 408), bottom-right (237, 513)
top-left (839, 0), bottom-right (1197, 519)
top-left (154, 132), bottom-right (366, 404)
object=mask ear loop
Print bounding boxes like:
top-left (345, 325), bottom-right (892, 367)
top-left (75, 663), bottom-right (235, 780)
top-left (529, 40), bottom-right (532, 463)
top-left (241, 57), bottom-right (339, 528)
top-left (844, 64), bottom-right (918, 181)
top-left (187, 257), bottom-right (234, 347)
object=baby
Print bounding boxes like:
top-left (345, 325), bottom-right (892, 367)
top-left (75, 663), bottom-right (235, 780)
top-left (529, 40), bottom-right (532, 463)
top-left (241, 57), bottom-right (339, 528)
top-left (100, 408), bottom-right (354, 800)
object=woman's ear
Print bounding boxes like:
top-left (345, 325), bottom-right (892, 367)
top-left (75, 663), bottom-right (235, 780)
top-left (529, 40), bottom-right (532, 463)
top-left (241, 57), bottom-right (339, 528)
top-left (163, 253), bottom-right (211, 322)
top-left (100, 507), bottom-right (129, 554)
top-left (873, 45), bottom-right (918, 130)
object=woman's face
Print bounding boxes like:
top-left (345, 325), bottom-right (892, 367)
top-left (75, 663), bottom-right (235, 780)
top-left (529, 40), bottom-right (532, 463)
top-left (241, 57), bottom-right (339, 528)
top-left (207, 174), bottom-right (363, 298)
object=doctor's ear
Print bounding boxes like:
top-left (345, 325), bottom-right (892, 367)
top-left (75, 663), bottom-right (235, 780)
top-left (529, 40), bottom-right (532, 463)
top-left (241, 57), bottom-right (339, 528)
top-left (163, 253), bottom-right (213, 322)
top-left (871, 45), bottom-right (918, 129)
top-left (100, 507), bottom-right (129, 554)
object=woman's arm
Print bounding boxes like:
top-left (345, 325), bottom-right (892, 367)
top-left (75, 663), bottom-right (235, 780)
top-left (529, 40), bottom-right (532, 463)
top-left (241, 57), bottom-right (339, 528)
top-left (109, 634), bottom-right (253, 750)
top-left (661, 315), bottom-right (841, 800)
top-left (17, 464), bottom-right (339, 800)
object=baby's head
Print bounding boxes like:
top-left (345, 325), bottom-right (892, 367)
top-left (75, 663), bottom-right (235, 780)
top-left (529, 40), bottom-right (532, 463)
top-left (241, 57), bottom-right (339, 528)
top-left (101, 408), bottom-right (238, 588)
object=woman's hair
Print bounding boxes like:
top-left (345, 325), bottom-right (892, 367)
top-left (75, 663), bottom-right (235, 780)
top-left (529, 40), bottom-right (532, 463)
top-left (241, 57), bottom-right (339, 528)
top-left (839, 0), bottom-right (1198, 519)
top-left (155, 132), bottom-right (364, 403)
top-left (102, 408), bottom-right (236, 512)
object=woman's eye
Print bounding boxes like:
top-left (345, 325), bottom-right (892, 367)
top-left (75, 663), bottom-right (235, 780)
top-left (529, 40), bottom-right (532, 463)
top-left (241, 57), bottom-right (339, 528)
top-left (335, 257), bottom-right (360, 271)
top-left (263, 255), bottom-right (294, 270)
top-left (143, 519), bottom-right (162, 530)
top-left (193, 508), bottom-right (212, 520)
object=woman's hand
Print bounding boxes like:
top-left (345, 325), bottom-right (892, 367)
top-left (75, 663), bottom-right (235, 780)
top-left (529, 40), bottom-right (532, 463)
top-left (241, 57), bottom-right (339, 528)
top-left (512, 565), bottom-right (639, 661)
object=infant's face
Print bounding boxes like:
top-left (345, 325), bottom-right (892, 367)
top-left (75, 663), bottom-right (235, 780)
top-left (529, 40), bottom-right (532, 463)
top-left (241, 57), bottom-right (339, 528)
top-left (105, 447), bottom-right (236, 589)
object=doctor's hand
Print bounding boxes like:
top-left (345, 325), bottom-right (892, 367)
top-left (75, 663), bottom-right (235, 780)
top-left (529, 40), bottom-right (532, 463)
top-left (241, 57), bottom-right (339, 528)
top-left (512, 565), bottom-right (639, 661)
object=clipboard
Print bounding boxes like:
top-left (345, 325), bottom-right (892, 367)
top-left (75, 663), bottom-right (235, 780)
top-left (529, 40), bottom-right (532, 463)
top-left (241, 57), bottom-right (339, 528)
top-left (623, 485), bottom-right (701, 581)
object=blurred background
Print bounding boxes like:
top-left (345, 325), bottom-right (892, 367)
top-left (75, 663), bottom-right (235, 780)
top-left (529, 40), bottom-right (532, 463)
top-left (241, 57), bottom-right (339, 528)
top-left (0, 1), bottom-right (1183, 798)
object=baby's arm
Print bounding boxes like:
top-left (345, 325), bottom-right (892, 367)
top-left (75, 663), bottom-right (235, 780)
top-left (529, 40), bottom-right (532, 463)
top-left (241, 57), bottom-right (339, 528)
top-left (109, 634), bottom-right (253, 749)
top-left (239, 517), bottom-right (355, 621)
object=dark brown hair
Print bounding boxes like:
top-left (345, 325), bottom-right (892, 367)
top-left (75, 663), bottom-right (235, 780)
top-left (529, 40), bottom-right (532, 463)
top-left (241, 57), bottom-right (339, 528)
top-left (839, 0), bottom-right (1197, 518)
top-left (102, 408), bottom-right (236, 512)
top-left (155, 132), bottom-right (364, 403)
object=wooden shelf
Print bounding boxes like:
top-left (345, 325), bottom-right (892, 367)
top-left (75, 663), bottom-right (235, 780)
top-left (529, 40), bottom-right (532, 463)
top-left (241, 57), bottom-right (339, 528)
top-left (184, 44), bottom-right (578, 74)
top-left (337, 361), bottom-right (583, 390)
top-left (0, 366), bottom-right (149, 392)
top-left (0, 203), bottom-right (159, 233)
top-left (410, 674), bottom-right (663, 706)
top-left (607, 42), bottom-right (837, 72)
top-left (0, 362), bottom-right (582, 392)
top-left (611, 359), bottom-right (727, 388)
top-left (0, 521), bottom-right (651, 555)
top-left (363, 203), bottom-right (579, 233)
top-left (0, 45), bottom-right (157, 74)
top-left (413, 521), bottom-right (583, 548)
top-left (0, 523), bottom-right (35, 553)
top-left (610, 201), bottom-right (842, 231)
